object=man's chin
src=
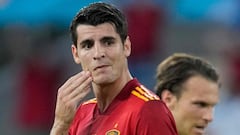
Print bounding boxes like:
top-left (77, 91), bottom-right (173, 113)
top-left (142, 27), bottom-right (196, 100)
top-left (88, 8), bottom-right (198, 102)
top-left (92, 76), bottom-right (112, 85)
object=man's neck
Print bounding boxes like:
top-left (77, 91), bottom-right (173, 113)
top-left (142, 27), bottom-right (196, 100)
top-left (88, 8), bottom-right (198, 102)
top-left (93, 74), bottom-right (132, 112)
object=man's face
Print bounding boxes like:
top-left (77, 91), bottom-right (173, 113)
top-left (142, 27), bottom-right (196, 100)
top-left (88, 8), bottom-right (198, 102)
top-left (71, 23), bottom-right (131, 85)
top-left (166, 75), bottom-right (219, 135)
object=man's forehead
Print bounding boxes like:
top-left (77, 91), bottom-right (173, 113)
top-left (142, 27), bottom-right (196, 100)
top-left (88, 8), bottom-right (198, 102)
top-left (76, 24), bottom-right (118, 40)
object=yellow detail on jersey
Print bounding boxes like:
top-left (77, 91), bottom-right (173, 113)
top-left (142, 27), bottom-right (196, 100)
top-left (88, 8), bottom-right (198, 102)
top-left (131, 90), bottom-right (149, 101)
top-left (138, 85), bottom-right (160, 100)
top-left (135, 86), bottom-right (155, 100)
top-left (114, 123), bottom-right (118, 128)
top-left (82, 98), bottom-right (97, 105)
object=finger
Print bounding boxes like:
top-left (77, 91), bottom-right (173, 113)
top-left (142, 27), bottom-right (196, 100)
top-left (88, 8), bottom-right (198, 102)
top-left (56, 71), bottom-right (92, 110)
top-left (66, 71), bottom-right (91, 93)
top-left (67, 76), bottom-right (92, 101)
top-left (70, 87), bottom-right (91, 107)
top-left (59, 71), bottom-right (91, 95)
top-left (60, 71), bottom-right (88, 91)
top-left (60, 85), bottom-right (91, 111)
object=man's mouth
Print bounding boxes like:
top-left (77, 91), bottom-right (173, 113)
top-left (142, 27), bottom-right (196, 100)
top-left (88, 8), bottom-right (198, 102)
top-left (93, 65), bottom-right (108, 71)
top-left (193, 125), bottom-right (206, 134)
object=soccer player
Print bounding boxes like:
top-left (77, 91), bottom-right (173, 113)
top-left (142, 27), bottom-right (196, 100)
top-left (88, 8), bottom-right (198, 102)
top-left (155, 53), bottom-right (220, 135)
top-left (50, 2), bottom-right (178, 135)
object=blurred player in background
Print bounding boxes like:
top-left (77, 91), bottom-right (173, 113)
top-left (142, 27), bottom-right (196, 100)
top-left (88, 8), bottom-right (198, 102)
top-left (155, 53), bottom-right (220, 135)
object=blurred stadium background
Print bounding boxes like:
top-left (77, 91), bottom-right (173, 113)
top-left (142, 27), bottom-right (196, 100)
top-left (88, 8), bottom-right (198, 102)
top-left (1, 0), bottom-right (240, 134)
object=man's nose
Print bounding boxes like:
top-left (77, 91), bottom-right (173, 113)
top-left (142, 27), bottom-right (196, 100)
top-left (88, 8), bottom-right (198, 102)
top-left (93, 44), bottom-right (105, 60)
top-left (203, 107), bottom-right (214, 123)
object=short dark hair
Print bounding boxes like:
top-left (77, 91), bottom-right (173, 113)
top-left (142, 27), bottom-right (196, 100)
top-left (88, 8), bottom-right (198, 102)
top-left (70, 2), bottom-right (128, 46)
top-left (155, 53), bottom-right (220, 99)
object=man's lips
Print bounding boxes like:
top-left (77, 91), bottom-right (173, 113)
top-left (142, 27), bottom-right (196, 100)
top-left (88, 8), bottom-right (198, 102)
top-left (193, 125), bottom-right (207, 134)
top-left (93, 65), bottom-right (109, 71)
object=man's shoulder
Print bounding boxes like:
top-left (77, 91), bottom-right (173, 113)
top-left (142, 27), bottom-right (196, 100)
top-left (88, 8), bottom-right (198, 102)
top-left (75, 98), bottom-right (97, 117)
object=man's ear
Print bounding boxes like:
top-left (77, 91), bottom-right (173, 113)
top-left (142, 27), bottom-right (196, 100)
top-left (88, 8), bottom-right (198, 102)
top-left (124, 36), bottom-right (131, 57)
top-left (161, 90), bottom-right (177, 110)
top-left (71, 44), bottom-right (81, 64)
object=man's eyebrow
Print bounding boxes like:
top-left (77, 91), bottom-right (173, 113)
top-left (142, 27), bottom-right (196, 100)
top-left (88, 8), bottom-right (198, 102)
top-left (100, 36), bottom-right (116, 42)
top-left (79, 39), bottom-right (94, 46)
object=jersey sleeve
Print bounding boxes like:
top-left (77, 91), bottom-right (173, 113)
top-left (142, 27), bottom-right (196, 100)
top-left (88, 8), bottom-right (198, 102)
top-left (136, 100), bottom-right (178, 135)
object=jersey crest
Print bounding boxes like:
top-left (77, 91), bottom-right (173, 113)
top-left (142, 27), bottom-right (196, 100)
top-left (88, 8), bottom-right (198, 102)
top-left (105, 129), bottom-right (120, 135)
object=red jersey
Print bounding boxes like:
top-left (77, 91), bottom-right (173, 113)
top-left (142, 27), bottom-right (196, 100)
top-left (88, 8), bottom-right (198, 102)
top-left (69, 79), bottom-right (178, 135)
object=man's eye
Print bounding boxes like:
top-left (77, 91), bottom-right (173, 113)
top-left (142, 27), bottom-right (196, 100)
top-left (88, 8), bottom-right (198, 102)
top-left (83, 44), bottom-right (93, 49)
top-left (105, 40), bottom-right (114, 46)
top-left (195, 102), bottom-right (207, 108)
top-left (81, 40), bottom-right (94, 49)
